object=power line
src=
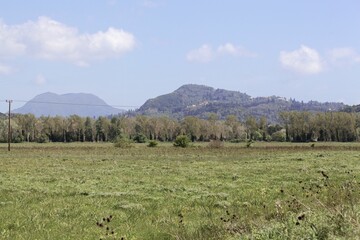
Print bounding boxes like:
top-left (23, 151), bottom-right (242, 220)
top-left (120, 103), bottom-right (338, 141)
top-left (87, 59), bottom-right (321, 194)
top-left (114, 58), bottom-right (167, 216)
top-left (0, 99), bottom-right (140, 109)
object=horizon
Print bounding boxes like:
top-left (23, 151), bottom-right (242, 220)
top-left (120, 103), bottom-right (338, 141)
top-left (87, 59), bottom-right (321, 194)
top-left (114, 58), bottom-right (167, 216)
top-left (1, 1), bottom-right (360, 112)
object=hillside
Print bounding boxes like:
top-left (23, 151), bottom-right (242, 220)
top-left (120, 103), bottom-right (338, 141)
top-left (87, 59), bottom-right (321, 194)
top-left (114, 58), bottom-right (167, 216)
top-left (342, 104), bottom-right (360, 113)
top-left (137, 84), bottom-right (345, 122)
top-left (13, 92), bottom-right (124, 117)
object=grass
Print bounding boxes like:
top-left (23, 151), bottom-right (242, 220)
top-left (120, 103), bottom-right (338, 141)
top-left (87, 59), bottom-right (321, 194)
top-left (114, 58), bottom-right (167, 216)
top-left (1, 142), bottom-right (360, 239)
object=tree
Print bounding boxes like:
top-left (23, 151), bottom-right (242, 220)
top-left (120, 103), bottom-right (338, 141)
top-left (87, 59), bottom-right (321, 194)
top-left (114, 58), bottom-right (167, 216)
top-left (207, 113), bottom-right (220, 140)
top-left (67, 115), bottom-right (85, 142)
top-left (245, 116), bottom-right (258, 140)
top-left (15, 114), bottom-right (36, 142)
top-left (225, 115), bottom-right (238, 140)
top-left (95, 117), bottom-right (110, 141)
top-left (0, 118), bottom-right (7, 142)
top-left (108, 117), bottom-right (122, 142)
top-left (84, 117), bottom-right (96, 142)
top-left (134, 115), bottom-right (149, 139)
top-left (259, 116), bottom-right (268, 140)
top-left (182, 116), bottom-right (201, 141)
top-left (157, 116), bottom-right (179, 141)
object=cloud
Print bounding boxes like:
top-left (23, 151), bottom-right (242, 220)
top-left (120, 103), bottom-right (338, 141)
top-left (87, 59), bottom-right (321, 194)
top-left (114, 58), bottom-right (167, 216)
top-left (186, 44), bottom-right (214, 63)
top-left (0, 63), bottom-right (13, 75)
top-left (217, 43), bottom-right (256, 57)
top-left (328, 48), bottom-right (360, 65)
top-left (35, 74), bottom-right (46, 85)
top-left (0, 17), bottom-right (136, 66)
top-left (279, 45), bottom-right (324, 74)
top-left (187, 43), bottom-right (255, 63)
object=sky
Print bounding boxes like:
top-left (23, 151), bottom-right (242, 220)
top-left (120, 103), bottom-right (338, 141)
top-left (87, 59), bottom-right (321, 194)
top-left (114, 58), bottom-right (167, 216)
top-left (0, 0), bottom-right (360, 113)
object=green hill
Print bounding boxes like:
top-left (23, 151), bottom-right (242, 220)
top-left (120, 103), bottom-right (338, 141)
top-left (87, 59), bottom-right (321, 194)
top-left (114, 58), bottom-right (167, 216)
top-left (137, 84), bottom-right (345, 122)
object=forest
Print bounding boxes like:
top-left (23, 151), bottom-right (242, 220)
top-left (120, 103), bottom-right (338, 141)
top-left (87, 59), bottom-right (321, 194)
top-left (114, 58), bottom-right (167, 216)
top-left (1, 111), bottom-right (359, 143)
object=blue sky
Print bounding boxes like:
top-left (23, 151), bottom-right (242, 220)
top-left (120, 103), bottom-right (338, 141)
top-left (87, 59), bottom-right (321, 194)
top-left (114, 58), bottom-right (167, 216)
top-left (0, 0), bottom-right (360, 112)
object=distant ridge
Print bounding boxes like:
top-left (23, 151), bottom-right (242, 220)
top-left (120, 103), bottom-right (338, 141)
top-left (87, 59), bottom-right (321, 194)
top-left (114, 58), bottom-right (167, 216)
top-left (137, 84), bottom-right (346, 122)
top-left (13, 92), bottom-right (124, 117)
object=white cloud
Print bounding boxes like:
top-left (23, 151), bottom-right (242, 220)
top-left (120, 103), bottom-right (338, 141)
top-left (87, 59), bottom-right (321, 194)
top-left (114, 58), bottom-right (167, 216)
top-left (186, 44), bottom-right (214, 63)
top-left (187, 43), bottom-right (255, 63)
top-left (328, 48), bottom-right (360, 65)
top-left (35, 74), bottom-right (46, 85)
top-left (0, 17), bottom-right (136, 66)
top-left (0, 21), bottom-right (27, 56)
top-left (279, 45), bottom-right (324, 74)
top-left (0, 63), bottom-right (13, 75)
top-left (217, 43), bottom-right (256, 57)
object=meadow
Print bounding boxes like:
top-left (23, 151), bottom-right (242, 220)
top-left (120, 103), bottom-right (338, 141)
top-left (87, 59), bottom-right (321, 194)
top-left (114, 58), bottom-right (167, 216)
top-left (1, 142), bottom-right (360, 239)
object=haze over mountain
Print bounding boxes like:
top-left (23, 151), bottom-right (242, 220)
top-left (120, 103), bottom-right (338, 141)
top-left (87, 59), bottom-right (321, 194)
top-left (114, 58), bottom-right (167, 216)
top-left (137, 84), bottom-right (346, 122)
top-left (13, 92), bottom-right (124, 117)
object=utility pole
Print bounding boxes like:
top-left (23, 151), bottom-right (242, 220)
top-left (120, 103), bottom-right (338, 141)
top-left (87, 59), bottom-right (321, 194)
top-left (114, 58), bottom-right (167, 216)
top-left (6, 100), bottom-right (12, 151)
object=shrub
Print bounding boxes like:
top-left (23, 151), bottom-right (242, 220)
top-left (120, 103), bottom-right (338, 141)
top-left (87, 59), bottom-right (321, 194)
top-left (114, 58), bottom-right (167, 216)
top-left (133, 133), bottom-right (147, 143)
top-left (271, 129), bottom-right (286, 142)
top-left (246, 139), bottom-right (254, 148)
top-left (12, 135), bottom-right (23, 143)
top-left (252, 131), bottom-right (263, 141)
top-left (114, 136), bottom-right (133, 148)
top-left (147, 140), bottom-right (158, 147)
top-left (265, 135), bottom-right (272, 142)
top-left (173, 135), bottom-right (191, 148)
top-left (36, 134), bottom-right (49, 143)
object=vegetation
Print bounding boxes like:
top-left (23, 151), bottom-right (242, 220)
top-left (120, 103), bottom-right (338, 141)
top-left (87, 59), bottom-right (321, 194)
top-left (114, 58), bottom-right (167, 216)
top-left (280, 111), bottom-right (360, 142)
top-left (173, 135), bottom-right (191, 148)
top-left (147, 140), bottom-right (158, 147)
top-left (113, 136), bottom-right (133, 148)
top-left (137, 84), bottom-right (345, 122)
top-left (2, 110), bottom-right (360, 145)
top-left (1, 142), bottom-right (360, 239)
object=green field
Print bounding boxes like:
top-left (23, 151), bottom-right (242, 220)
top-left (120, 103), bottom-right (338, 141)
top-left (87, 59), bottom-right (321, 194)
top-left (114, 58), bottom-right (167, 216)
top-left (1, 142), bottom-right (360, 239)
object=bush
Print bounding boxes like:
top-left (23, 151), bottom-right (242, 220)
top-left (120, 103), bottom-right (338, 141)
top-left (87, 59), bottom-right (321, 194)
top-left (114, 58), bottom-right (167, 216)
top-left (133, 133), bottom-right (147, 143)
top-left (252, 131), bottom-right (263, 141)
top-left (246, 139), bottom-right (254, 148)
top-left (114, 136), bottom-right (133, 148)
top-left (147, 140), bottom-right (158, 147)
top-left (12, 135), bottom-right (23, 143)
top-left (265, 135), bottom-right (272, 142)
top-left (36, 134), bottom-right (49, 143)
top-left (173, 135), bottom-right (191, 148)
top-left (271, 129), bottom-right (286, 142)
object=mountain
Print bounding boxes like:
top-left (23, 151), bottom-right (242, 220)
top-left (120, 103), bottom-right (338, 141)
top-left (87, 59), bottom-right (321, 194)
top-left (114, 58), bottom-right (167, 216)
top-left (137, 84), bottom-right (346, 122)
top-left (14, 92), bottom-right (124, 117)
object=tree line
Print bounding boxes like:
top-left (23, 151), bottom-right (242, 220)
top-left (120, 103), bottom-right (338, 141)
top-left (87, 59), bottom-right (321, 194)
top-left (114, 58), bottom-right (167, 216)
top-left (0, 111), bottom-right (359, 143)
